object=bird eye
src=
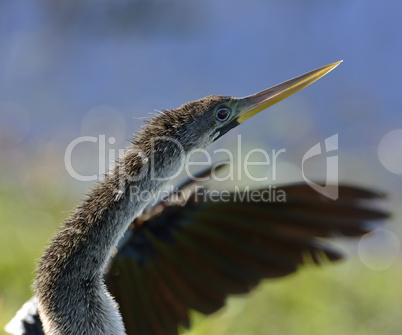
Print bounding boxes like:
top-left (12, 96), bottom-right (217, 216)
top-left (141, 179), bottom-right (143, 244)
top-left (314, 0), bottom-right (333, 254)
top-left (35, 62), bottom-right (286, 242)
top-left (215, 108), bottom-right (231, 122)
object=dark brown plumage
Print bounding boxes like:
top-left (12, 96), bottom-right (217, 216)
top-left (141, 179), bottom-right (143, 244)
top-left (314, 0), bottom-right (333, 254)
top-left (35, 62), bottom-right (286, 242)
top-left (106, 178), bottom-right (388, 335)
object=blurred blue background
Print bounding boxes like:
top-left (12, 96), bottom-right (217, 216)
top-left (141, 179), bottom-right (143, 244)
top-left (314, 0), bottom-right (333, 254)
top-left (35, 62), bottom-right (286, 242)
top-left (1, 0), bottom-right (401, 333)
top-left (1, 0), bottom-right (402, 189)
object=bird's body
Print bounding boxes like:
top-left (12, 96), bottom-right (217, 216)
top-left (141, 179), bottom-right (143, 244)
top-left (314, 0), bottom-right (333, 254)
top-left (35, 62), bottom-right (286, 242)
top-left (6, 61), bottom-right (390, 335)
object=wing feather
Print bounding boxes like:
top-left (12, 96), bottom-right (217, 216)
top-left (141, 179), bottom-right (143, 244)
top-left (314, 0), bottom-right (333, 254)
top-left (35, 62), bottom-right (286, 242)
top-left (106, 183), bottom-right (389, 335)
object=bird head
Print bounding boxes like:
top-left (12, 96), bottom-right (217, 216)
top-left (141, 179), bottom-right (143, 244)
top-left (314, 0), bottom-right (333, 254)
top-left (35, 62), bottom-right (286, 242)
top-left (133, 61), bottom-right (341, 164)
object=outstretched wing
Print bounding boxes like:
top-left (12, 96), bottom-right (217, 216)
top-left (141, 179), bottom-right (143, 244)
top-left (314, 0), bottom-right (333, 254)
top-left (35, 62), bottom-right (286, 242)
top-left (105, 183), bottom-right (388, 335)
top-left (5, 179), bottom-right (389, 335)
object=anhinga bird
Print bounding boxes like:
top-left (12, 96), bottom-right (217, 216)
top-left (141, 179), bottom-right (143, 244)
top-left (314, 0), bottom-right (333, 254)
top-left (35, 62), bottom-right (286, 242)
top-left (6, 62), bottom-right (389, 335)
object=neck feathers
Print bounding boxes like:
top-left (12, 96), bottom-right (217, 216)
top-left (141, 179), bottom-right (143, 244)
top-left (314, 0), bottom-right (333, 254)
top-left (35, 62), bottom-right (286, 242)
top-left (35, 130), bottom-right (182, 334)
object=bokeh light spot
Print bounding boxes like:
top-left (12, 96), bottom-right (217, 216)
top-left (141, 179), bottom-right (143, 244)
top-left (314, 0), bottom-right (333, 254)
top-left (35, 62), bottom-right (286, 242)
top-left (358, 228), bottom-right (400, 271)
top-left (378, 129), bottom-right (402, 174)
top-left (80, 105), bottom-right (127, 144)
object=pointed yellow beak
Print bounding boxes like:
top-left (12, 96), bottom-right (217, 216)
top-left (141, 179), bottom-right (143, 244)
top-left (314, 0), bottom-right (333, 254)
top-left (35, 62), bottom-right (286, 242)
top-left (236, 61), bottom-right (342, 123)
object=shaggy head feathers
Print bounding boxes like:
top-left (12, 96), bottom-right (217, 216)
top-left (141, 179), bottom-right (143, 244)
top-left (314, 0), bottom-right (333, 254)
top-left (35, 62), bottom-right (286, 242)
top-left (131, 95), bottom-right (230, 153)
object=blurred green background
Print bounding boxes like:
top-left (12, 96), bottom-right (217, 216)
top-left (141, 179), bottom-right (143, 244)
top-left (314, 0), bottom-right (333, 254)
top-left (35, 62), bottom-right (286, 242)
top-left (1, 1), bottom-right (402, 334)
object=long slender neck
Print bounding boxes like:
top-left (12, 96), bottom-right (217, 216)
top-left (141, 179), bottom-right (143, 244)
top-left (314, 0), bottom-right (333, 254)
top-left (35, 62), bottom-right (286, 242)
top-left (35, 143), bottom-right (182, 335)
